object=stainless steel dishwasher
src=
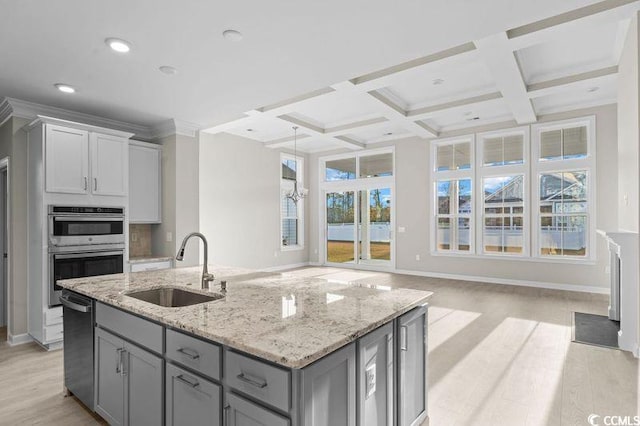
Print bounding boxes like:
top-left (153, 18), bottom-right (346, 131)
top-left (60, 289), bottom-right (95, 411)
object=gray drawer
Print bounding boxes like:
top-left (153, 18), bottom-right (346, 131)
top-left (95, 302), bottom-right (163, 354)
top-left (225, 350), bottom-right (291, 413)
top-left (166, 329), bottom-right (221, 381)
top-left (166, 363), bottom-right (221, 426)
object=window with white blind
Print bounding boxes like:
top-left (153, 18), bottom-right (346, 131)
top-left (431, 137), bottom-right (474, 253)
top-left (532, 117), bottom-right (595, 259)
top-left (430, 116), bottom-right (595, 262)
top-left (477, 128), bottom-right (529, 256)
top-left (281, 154), bottom-right (304, 249)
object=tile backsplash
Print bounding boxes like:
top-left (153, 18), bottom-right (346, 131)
top-left (129, 224), bottom-right (152, 257)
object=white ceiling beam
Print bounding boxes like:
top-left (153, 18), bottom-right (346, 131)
top-left (474, 33), bottom-right (537, 124)
top-left (277, 114), bottom-right (364, 150)
top-left (406, 91), bottom-right (503, 120)
top-left (526, 66), bottom-right (618, 98)
top-left (363, 90), bottom-right (438, 137)
top-left (263, 133), bottom-right (312, 148)
top-left (506, 0), bottom-right (640, 51)
top-left (324, 117), bottom-right (389, 136)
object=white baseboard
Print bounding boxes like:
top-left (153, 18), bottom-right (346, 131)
top-left (394, 268), bottom-right (610, 294)
top-left (260, 262), bottom-right (311, 272)
top-left (7, 333), bottom-right (33, 346)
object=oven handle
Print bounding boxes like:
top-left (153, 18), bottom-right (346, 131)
top-left (54, 250), bottom-right (124, 260)
top-left (59, 293), bottom-right (92, 313)
top-left (52, 216), bottom-right (124, 222)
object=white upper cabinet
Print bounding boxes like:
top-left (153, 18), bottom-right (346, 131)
top-left (42, 120), bottom-right (131, 197)
top-left (45, 124), bottom-right (90, 194)
top-left (129, 141), bottom-right (162, 223)
top-left (91, 133), bottom-right (128, 197)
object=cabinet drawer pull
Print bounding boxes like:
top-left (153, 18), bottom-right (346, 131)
top-left (400, 325), bottom-right (408, 352)
top-left (116, 348), bottom-right (123, 374)
top-left (84, 177), bottom-right (88, 190)
top-left (94, 177), bottom-right (98, 191)
top-left (223, 404), bottom-right (231, 426)
top-left (237, 372), bottom-right (268, 389)
top-left (176, 374), bottom-right (200, 388)
top-left (176, 347), bottom-right (200, 360)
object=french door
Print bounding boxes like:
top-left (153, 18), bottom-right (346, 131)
top-left (325, 187), bottom-right (393, 268)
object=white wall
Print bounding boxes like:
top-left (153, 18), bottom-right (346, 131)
top-left (0, 117), bottom-right (30, 337)
top-left (199, 132), bottom-right (309, 270)
top-left (308, 104), bottom-right (618, 291)
top-left (151, 133), bottom-right (200, 266)
top-left (617, 12), bottom-right (640, 233)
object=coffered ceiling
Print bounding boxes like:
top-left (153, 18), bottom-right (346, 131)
top-left (204, 0), bottom-right (638, 153)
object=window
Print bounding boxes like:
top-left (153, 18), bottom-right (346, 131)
top-left (430, 117), bottom-right (595, 261)
top-left (325, 157), bottom-right (356, 181)
top-left (281, 154), bottom-right (304, 249)
top-left (432, 137), bottom-right (473, 253)
top-left (478, 128), bottom-right (528, 256)
top-left (533, 117), bottom-right (594, 259)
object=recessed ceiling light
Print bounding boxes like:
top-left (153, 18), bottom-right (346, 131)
top-left (246, 128), bottom-right (254, 132)
top-left (105, 38), bottom-right (131, 53)
top-left (159, 66), bottom-right (178, 75)
top-left (223, 29), bottom-right (243, 42)
top-left (54, 83), bottom-right (75, 94)
top-left (587, 86), bottom-right (600, 93)
top-left (432, 78), bottom-right (444, 85)
top-left (466, 116), bottom-right (480, 121)
top-left (384, 132), bottom-right (393, 136)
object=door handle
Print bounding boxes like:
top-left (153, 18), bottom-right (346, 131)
top-left (94, 178), bottom-right (98, 191)
top-left (176, 347), bottom-right (200, 360)
top-left (236, 372), bottom-right (268, 389)
top-left (176, 374), bottom-right (200, 388)
top-left (84, 177), bottom-right (88, 190)
top-left (400, 325), bottom-right (408, 352)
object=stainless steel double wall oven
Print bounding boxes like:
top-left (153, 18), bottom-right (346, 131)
top-left (48, 206), bottom-right (125, 306)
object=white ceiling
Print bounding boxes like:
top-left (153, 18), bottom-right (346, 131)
top-left (203, 0), bottom-right (639, 153)
top-left (0, 0), bottom-right (617, 131)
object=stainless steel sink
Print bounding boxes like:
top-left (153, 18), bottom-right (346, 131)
top-left (126, 287), bottom-right (223, 307)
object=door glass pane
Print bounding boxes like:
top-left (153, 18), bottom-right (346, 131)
top-left (359, 153), bottom-right (393, 178)
top-left (358, 188), bottom-right (391, 264)
top-left (540, 215), bottom-right (587, 256)
top-left (457, 218), bottom-right (470, 251)
top-left (483, 175), bottom-right (524, 254)
top-left (326, 192), bottom-right (355, 263)
top-left (458, 179), bottom-right (472, 214)
top-left (325, 158), bottom-right (356, 181)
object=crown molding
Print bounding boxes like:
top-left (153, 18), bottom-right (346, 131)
top-left (0, 97), bottom-right (201, 140)
top-left (150, 118), bottom-right (200, 139)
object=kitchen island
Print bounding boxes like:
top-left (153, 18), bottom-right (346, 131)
top-left (58, 265), bottom-right (432, 426)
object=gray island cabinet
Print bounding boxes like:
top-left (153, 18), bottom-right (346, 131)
top-left (57, 266), bottom-right (432, 426)
top-left (91, 299), bottom-right (428, 426)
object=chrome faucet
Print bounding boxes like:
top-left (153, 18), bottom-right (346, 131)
top-left (176, 232), bottom-right (215, 289)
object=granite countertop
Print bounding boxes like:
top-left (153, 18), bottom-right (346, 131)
top-left (128, 255), bottom-right (174, 264)
top-left (57, 265), bottom-right (433, 368)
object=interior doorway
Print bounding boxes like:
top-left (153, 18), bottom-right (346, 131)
top-left (0, 159), bottom-right (8, 342)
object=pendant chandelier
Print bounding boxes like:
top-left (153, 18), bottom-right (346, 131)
top-left (286, 126), bottom-right (308, 204)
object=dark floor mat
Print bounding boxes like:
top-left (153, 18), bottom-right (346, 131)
top-left (573, 312), bottom-right (620, 349)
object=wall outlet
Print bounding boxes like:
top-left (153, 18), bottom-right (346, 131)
top-left (415, 254), bottom-right (420, 261)
top-left (166, 232), bottom-right (173, 242)
top-left (274, 251), bottom-right (279, 258)
top-left (605, 266), bottom-right (611, 274)
top-left (624, 194), bottom-right (629, 206)
top-left (314, 248), bottom-right (318, 254)
top-left (398, 226), bottom-right (406, 233)
top-left (131, 232), bottom-right (138, 242)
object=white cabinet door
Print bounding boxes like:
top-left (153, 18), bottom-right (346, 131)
top-left (91, 133), bottom-right (128, 197)
top-left (45, 124), bottom-right (89, 194)
top-left (129, 142), bottom-right (161, 223)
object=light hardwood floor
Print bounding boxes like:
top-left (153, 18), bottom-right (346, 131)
top-left (0, 268), bottom-right (637, 426)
